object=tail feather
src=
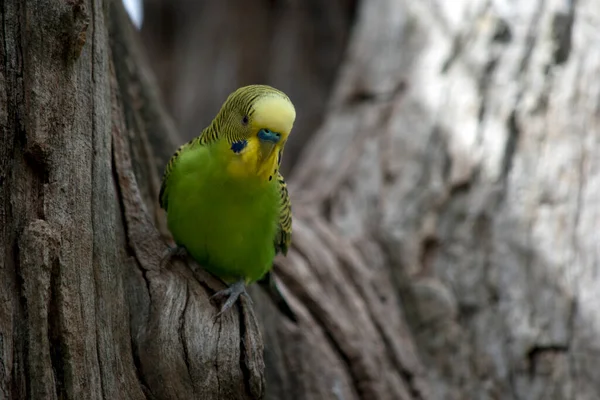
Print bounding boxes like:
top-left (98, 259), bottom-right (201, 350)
top-left (257, 271), bottom-right (297, 322)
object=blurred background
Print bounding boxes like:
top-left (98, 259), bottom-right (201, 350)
top-left (123, 0), bottom-right (357, 174)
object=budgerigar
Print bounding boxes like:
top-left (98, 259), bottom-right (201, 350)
top-left (159, 85), bottom-right (295, 317)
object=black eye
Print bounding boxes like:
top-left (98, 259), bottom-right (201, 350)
top-left (241, 115), bottom-right (249, 125)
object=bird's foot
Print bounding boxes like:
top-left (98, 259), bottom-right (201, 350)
top-left (211, 280), bottom-right (251, 317)
top-left (159, 245), bottom-right (187, 269)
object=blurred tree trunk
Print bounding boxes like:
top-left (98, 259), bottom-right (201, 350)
top-left (279, 0), bottom-right (600, 399)
top-left (140, 0), bottom-right (357, 174)
top-left (2, 1), bottom-right (600, 400)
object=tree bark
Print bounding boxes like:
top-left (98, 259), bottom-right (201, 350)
top-left (1, 1), bottom-right (264, 399)
top-left (283, 0), bottom-right (600, 399)
top-left (2, 0), bottom-right (600, 400)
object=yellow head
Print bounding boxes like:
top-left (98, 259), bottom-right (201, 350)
top-left (213, 85), bottom-right (296, 181)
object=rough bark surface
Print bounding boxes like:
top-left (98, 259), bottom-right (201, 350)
top-left (1, 1), bottom-right (265, 399)
top-left (0, 1), bottom-right (142, 398)
top-left (284, 0), bottom-right (600, 399)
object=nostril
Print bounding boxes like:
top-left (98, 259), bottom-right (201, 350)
top-left (258, 128), bottom-right (281, 142)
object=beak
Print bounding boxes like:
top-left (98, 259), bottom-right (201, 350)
top-left (258, 128), bottom-right (281, 159)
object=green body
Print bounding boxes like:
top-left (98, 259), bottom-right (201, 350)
top-left (165, 139), bottom-right (280, 284)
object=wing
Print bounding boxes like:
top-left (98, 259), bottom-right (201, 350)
top-left (274, 172), bottom-right (292, 255)
top-left (159, 127), bottom-right (217, 210)
top-left (159, 142), bottom-right (187, 210)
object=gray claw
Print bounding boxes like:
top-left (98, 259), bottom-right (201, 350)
top-left (211, 280), bottom-right (251, 317)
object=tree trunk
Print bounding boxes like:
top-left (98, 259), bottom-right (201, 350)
top-left (1, 1), bottom-right (599, 400)
top-left (282, 0), bottom-right (600, 399)
top-left (1, 1), bottom-right (264, 399)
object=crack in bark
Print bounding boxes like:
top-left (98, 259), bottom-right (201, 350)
top-left (551, 0), bottom-right (575, 65)
top-left (129, 334), bottom-right (151, 400)
top-left (441, 36), bottom-right (463, 74)
top-left (526, 344), bottom-right (569, 377)
top-left (109, 115), bottom-right (154, 312)
top-left (215, 321), bottom-right (222, 398)
top-left (500, 0), bottom-right (545, 187)
top-left (23, 144), bottom-right (50, 185)
top-left (238, 301), bottom-right (253, 398)
top-left (492, 18), bottom-right (512, 43)
top-left (476, 57), bottom-right (499, 146)
top-left (89, 1), bottom-right (106, 396)
top-left (519, 0), bottom-right (546, 74)
top-left (179, 282), bottom-right (193, 392)
top-left (48, 250), bottom-right (63, 399)
top-left (571, 126), bottom-right (586, 273)
top-left (500, 111), bottom-right (520, 183)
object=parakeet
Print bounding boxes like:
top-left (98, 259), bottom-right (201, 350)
top-left (159, 85), bottom-right (295, 318)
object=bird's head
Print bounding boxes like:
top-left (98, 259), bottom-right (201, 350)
top-left (216, 85), bottom-right (296, 181)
